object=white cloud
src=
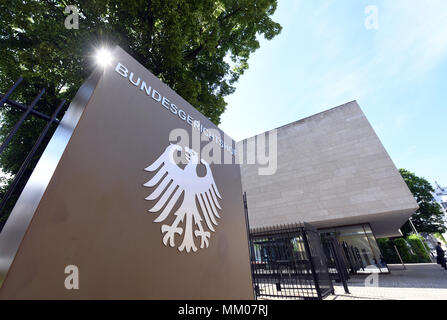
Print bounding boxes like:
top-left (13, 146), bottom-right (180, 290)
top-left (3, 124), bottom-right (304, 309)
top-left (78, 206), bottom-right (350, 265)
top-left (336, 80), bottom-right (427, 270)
top-left (301, 0), bottom-right (447, 110)
top-left (221, 0), bottom-right (447, 143)
top-left (378, 0), bottom-right (447, 77)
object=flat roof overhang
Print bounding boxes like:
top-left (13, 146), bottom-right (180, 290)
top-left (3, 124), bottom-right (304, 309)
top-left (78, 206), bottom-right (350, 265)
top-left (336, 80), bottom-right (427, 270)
top-left (306, 207), bottom-right (418, 238)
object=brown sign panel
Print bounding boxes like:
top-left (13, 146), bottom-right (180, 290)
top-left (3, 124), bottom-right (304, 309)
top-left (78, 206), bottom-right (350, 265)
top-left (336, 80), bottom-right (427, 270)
top-left (0, 46), bottom-right (253, 299)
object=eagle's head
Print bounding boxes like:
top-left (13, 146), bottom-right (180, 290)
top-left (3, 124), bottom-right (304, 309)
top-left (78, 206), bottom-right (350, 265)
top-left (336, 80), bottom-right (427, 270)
top-left (184, 146), bottom-right (199, 165)
top-left (167, 144), bottom-right (206, 175)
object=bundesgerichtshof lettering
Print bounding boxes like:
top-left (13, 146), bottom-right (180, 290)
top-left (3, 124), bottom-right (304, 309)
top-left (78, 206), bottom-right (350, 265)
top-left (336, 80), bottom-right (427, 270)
top-left (114, 62), bottom-right (237, 156)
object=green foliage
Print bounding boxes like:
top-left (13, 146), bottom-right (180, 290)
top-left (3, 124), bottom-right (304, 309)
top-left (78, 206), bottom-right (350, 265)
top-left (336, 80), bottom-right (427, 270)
top-left (377, 236), bottom-right (432, 264)
top-left (434, 232), bottom-right (447, 245)
top-left (399, 169), bottom-right (446, 235)
top-left (377, 238), bottom-right (399, 264)
top-left (0, 0), bottom-right (281, 221)
top-left (0, 0), bottom-right (282, 127)
top-left (392, 238), bottom-right (414, 262)
top-left (407, 235), bottom-right (431, 263)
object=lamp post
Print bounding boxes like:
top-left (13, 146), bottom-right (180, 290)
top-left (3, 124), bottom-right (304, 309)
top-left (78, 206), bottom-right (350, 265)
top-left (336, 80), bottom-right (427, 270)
top-left (408, 217), bottom-right (418, 234)
top-left (409, 217), bottom-right (434, 262)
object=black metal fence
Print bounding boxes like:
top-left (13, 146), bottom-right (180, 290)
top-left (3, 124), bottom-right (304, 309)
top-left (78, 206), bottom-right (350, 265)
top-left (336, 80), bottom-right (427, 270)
top-left (0, 78), bottom-right (65, 231)
top-left (248, 223), bottom-right (334, 300)
top-left (320, 235), bottom-right (350, 294)
top-left (340, 241), bottom-right (366, 273)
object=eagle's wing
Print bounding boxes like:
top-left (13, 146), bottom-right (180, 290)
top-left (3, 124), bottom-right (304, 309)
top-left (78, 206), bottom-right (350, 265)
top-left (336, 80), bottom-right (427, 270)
top-left (143, 144), bottom-right (186, 223)
top-left (144, 145), bottom-right (222, 232)
top-left (190, 160), bottom-right (222, 232)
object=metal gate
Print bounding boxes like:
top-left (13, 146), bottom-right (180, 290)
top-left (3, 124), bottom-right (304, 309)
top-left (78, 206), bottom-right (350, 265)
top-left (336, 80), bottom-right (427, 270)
top-left (321, 235), bottom-right (350, 294)
top-left (341, 241), bottom-right (365, 273)
top-left (0, 78), bottom-right (65, 231)
top-left (248, 223), bottom-right (334, 300)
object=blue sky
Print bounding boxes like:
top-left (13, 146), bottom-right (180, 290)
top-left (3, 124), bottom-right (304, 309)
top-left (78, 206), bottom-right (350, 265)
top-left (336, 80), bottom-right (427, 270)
top-left (220, 0), bottom-right (447, 186)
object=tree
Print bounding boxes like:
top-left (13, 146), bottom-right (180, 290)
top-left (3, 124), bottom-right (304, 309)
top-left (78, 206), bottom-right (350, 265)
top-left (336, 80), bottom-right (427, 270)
top-left (399, 169), bottom-right (446, 235)
top-left (378, 236), bottom-right (431, 264)
top-left (0, 0), bottom-right (282, 224)
top-left (1, 0), bottom-right (281, 124)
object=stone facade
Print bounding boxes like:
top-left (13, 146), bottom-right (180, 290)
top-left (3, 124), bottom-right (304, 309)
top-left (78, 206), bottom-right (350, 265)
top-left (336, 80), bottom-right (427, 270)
top-left (238, 101), bottom-right (418, 237)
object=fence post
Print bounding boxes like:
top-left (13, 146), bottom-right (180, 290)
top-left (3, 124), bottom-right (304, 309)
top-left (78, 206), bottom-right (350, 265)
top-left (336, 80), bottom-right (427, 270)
top-left (0, 78), bottom-right (23, 107)
top-left (0, 99), bottom-right (65, 219)
top-left (330, 240), bottom-right (350, 294)
top-left (242, 192), bottom-right (257, 300)
top-left (302, 228), bottom-right (322, 300)
top-left (0, 89), bottom-right (45, 155)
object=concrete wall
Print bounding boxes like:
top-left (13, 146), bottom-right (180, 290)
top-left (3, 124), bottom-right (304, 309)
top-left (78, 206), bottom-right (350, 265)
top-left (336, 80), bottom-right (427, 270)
top-left (238, 101), bottom-right (418, 237)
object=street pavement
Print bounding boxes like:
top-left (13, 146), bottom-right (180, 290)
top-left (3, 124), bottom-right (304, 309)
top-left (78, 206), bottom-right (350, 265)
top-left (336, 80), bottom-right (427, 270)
top-left (327, 263), bottom-right (447, 300)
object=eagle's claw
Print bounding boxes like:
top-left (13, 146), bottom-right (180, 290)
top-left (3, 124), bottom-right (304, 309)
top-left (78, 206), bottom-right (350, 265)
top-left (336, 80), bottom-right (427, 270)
top-left (161, 224), bottom-right (183, 247)
top-left (194, 230), bottom-right (210, 248)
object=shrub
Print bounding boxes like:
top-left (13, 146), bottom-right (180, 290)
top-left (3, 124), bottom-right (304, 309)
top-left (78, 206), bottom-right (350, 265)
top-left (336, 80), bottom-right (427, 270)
top-left (393, 238), bottom-right (415, 263)
top-left (377, 238), bottom-right (399, 264)
top-left (373, 236), bottom-right (433, 265)
top-left (407, 235), bottom-right (431, 263)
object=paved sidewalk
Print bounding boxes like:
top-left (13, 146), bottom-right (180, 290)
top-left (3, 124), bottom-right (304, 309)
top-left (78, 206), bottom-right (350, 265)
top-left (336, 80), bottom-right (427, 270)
top-left (326, 263), bottom-right (447, 300)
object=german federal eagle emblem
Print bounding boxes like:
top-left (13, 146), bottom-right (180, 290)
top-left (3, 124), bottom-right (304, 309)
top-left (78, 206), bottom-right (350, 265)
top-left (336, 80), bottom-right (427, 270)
top-left (143, 144), bottom-right (222, 253)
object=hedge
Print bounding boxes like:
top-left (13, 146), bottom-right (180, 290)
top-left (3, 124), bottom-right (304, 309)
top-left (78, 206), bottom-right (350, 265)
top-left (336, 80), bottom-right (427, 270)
top-left (394, 238), bottom-right (415, 262)
top-left (407, 235), bottom-right (431, 263)
top-left (377, 236), bottom-right (431, 264)
top-left (377, 238), bottom-right (399, 264)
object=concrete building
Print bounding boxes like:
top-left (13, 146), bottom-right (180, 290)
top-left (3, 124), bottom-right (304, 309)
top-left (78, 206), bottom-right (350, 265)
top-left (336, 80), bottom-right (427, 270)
top-left (432, 182), bottom-right (447, 215)
top-left (432, 182), bottom-right (447, 239)
top-left (238, 101), bottom-right (418, 272)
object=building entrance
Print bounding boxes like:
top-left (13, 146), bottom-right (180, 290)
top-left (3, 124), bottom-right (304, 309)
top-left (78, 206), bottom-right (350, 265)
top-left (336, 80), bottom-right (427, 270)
top-left (320, 224), bottom-right (389, 274)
